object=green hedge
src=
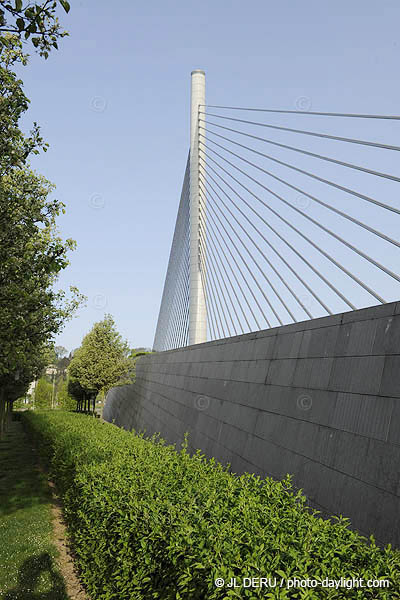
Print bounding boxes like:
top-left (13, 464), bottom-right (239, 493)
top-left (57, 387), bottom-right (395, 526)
top-left (23, 412), bottom-right (400, 599)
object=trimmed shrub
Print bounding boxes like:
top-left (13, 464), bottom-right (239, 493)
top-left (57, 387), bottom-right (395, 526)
top-left (23, 412), bottom-right (400, 599)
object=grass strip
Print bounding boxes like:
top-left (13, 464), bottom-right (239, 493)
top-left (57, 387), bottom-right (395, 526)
top-left (0, 419), bottom-right (68, 600)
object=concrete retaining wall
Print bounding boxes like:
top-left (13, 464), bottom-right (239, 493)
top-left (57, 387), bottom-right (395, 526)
top-left (103, 302), bottom-right (400, 547)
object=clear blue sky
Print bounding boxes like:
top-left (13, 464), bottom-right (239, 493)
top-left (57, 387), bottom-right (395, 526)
top-left (17, 0), bottom-right (400, 352)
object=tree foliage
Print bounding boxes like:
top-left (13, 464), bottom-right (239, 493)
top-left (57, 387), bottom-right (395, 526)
top-left (57, 377), bottom-right (75, 411)
top-left (0, 0), bottom-right (71, 59)
top-left (0, 160), bottom-right (84, 381)
top-left (34, 376), bottom-right (53, 409)
top-left (0, 6), bottom-right (84, 436)
top-left (68, 315), bottom-right (132, 398)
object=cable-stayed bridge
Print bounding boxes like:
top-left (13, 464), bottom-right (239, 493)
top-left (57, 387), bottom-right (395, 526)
top-left (105, 71), bottom-right (400, 547)
top-left (153, 70), bottom-right (400, 351)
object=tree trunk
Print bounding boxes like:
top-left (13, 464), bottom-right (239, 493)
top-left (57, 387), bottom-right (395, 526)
top-left (6, 400), bottom-right (12, 429)
top-left (0, 389), bottom-right (5, 439)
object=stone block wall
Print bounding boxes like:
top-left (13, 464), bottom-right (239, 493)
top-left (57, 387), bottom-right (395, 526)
top-left (103, 302), bottom-right (400, 546)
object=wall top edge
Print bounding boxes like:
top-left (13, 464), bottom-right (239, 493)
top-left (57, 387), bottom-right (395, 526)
top-left (152, 301), bottom-right (400, 356)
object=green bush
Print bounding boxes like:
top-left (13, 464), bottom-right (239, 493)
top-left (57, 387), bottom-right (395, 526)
top-left (56, 377), bottom-right (76, 411)
top-left (34, 377), bottom-right (53, 409)
top-left (22, 412), bottom-right (400, 599)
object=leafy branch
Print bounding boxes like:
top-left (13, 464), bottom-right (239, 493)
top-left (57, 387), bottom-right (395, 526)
top-left (0, 0), bottom-right (70, 58)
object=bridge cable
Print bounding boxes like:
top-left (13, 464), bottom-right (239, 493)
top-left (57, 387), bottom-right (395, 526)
top-left (201, 136), bottom-right (400, 289)
top-left (197, 196), bottom-right (253, 332)
top-left (200, 122), bottom-right (400, 236)
top-left (200, 145), bottom-right (364, 309)
top-left (201, 161), bottom-right (330, 316)
top-left (200, 105), bottom-right (400, 120)
top-left (199, 220), bottom-right (248, 335)
top-left (198, 242), bottom-right (221, 341)
top-left (201, 140), bottom-right (389, 303)
top-left (200, 177), bottom-right (297, 323)
top-left (198, 221), bottom-right (238, 336)
top-left (199, 185), bottom-right (283, 327)
top-left (199, 224), bottom-right (233, 338)
top-left (203, 123), bottom-right (399, 218)
top-left (200, 121), bottom-right (400, 184)
top-left (200, 168), bottom-right (313, 319)
top-left (198, 208), bottom-right (245, 334)
top-left (199, 112), bottom-right (400, 153)
top-left (198, 204), bottom-right (263, 330)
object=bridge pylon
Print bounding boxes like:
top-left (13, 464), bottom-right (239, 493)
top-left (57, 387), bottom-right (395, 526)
top-left (189, 69), bottom-right (207, 345)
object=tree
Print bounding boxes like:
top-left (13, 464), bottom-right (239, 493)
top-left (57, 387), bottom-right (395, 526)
top-left (0, 10), bottom-right (84, 436)
top-left (0, 162), bottom-right (84, 431)
top-left (0, 0), bottom-right (71, 59)
top-left (68, 315), bottom-right (132, 412)
top-left (34, 376), bottom-right (52, 409)
top-left (57, 377), bottom-right (75, 411)
top-left (55, 345), bottom-right (67, 360)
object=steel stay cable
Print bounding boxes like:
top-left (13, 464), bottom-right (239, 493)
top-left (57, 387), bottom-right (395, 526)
top-left (181, 233), bottom-right (190, 347)
top-left (202, 137), bottom-right (400, 290)
top-left (199, 191), bottom-right (273, 328)
top-left (198, 200), bottom-right (226, 339)
top-left (200, 149), bottom-right (355, 311)
top-left (199, 219), bottom-right (239, 336)
top-left (156, 163), bottom-right (190, 350)
top-left (200, 164), bottom-right (326, 318)
top-left (176, 219), bottom-right (190, 348)
top-left (201, 166), bottom-right (317, 318)
top-left (200, 171), bottom-right (311, 320)
top-left (200, 105), bottom-right (400, 120)
top-left (178, 244), bottom-right (190, 348)
top-left (172, 226), bottom-right (190, 349)
top-left (165, 195), bottom-right (190, 349)
top-left (199, 219), bottom-right (248, 334)
top-left (169, 247), bottom-right (186, 349)
top-left (198, 201), bottom-right (263, 330)
top-left (198, 220), bottom-right (237, 337)
top-left (201, 141), bottom-right (388, 303)
top-left (199, 261), bottom-right (217, 340)
top-left (177, 214), bottom-right (190, 348)
top-left (200, 140), bottom-right (260, 333)
top-left (198, 232), bottom-right (223, 339)
top-left (199, 121), bottom-right (400, 216)
top-left (199, 177), bottom-right (296, 324)
top-left (201, 157), bottom-right (332, 315)
top-left (199, 219), bottom-right (233, 337)
top-left (199, 112), bottom-right (400, 153)
top-left (199, 218), bottom-right (252, 333)
top-left (200, 121), bottom-right (400, 184)
top-left (200, 123), bottom-right (400, 248)
top-left (197, 188), bottom-right (253, 332)
top-left (198, 217), bottom-right (245, 335)
top-left (200, 182), bottom-right (282, 327)
top-left (167, 198), bottom-right (189, 349)
top-left (197, 232), bottom-right (217, 341)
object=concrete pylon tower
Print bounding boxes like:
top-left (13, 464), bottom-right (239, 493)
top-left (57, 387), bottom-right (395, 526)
top-left (189, 70), bottom-right (207, 345)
